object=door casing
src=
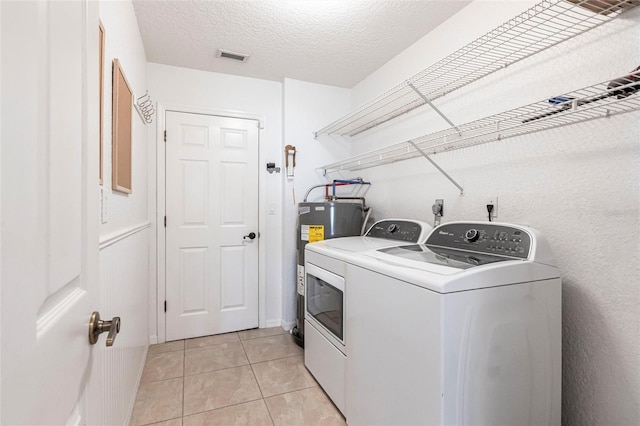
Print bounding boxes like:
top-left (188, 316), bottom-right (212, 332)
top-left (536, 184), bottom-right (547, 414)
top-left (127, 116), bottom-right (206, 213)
top-left (154, 103), bottom-right (267, 343)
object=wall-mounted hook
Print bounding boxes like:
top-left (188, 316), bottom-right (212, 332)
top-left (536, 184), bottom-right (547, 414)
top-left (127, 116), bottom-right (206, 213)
top-left (285, 145), bottom-right (296, 180)
top-left (134, 90), bottom-right (155, 124)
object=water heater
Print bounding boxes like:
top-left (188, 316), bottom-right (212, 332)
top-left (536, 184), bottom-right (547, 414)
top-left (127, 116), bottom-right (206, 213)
top-left (292, 201), bottom-right (365, 346)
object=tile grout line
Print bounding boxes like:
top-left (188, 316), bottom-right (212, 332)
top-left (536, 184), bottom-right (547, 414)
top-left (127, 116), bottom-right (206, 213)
top-left (249, 352), bottom-right (304, 366)
top-left (180, 396), bottom-right (266, 419)
top-left (243, 334), bottom-right (276, 425)
top-left (140, 350), bottom-right (186, 385)
top-left (261, 383), bottom-right (319, 400)
top-left (263, 396), bottom-right (277, 426)
top-left (238, 331), bottom-right (288, 342)
top-left (142, 414), bottom-right (183, 426)
top-left (183, 360), bottom-right (251, 378)
top-left (249, 363), bottom-right (266, 400)
top-left (141, 329), bottom-right (292, 425)
top-left (243, 339), bottom-right (267, 401)
top-left (134, 347), bottom-right (185, 426)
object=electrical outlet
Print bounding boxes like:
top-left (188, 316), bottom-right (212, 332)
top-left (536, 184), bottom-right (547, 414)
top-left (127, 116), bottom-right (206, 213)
top-left (486, 196), bottom-right (498, 219)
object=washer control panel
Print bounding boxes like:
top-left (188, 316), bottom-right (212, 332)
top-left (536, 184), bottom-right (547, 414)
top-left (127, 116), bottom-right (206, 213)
top-left (366, 220), bottom-right (429, 243)
top-left (426, 223), bottom-right (531, 259)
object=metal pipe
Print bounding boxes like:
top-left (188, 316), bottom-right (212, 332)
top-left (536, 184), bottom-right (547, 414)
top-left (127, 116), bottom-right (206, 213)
top-left (303, 184), bottom-right (328, 202)
top-left (331, 178), bottom-right (370, 196)
top-left (326, 196), bottom-right (366, 203)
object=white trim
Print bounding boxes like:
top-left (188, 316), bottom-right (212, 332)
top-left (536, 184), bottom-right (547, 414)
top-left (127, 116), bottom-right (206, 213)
top-left (99, 222), bottom-right (150, 250)
top-left (163, 102), bottom-right (265, 129)
top-left (0, 2), bottom-right (3, 421)
top-left (36, 286), bottom-right (85, 338)
top-left (148, 334), bottom-right (158, 345)
top-left (156, 102), bottom-right (267, 343)
top-left (156, 105), bottom-right (166, 343)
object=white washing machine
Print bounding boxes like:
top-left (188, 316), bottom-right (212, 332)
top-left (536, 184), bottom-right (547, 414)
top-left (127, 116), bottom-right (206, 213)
top-left (307, 221), bottom-right (561, 426)
top-left (304, 219), bottom-right (432, 415)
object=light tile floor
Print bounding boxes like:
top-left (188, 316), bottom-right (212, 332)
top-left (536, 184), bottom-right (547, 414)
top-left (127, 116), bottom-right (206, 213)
top-left (131, 327), bottom-right (346, 426)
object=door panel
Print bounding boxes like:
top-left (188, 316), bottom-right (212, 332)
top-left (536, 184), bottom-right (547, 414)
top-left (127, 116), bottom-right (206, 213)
top-left (221, 162), bottom-right (246, 222)
top-left (1, 1), bottom-right (99, 424)
top-left (181, 247), bottom-right (209, 313)
top-left (166, 112), bottom-right (259, 341)
top-left (183, 160), bottom-right (209, 225)
top-left (220, 246), bottom-right (246, 309)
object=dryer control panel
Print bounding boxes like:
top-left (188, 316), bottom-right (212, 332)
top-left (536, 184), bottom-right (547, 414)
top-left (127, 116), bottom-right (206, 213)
top-left (366, 219), bottom-right (429, 243)
top-left (426, 222), bottom-right (531, 259)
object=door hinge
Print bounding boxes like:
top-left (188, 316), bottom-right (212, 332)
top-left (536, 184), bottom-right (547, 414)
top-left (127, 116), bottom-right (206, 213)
top-left (164, 216), bottom-right (166, 227)
top-left (164, 130), bottom-right (167, 142)
top-left (164, 300), bottom-right (167, 312)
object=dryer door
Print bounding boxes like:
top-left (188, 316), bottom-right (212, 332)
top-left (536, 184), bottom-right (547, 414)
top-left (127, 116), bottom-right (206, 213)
top-left (305, 263), bottom-right (345, 348)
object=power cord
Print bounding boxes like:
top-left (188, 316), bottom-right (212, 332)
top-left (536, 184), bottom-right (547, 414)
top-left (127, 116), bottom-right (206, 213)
top-left (487, 204), bottom-right (494, 222)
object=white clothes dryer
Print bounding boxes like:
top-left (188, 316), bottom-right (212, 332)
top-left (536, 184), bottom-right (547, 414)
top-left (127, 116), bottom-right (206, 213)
top-left (303, 218), bottom-right (432, 415)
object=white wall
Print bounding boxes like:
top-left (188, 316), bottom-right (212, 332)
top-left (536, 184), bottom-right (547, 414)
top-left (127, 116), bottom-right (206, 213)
top-left (97, 227), bottom-right (150, 425)
top-left (93, 1), bottom-right (150, 424)
top-left (100, 2), bottom-right (149, 234)
top-left (147, 63), bottom-right (284, 335)
top-left (282, 78), bottom-right (352, 326)
top-left (345, 1), bottom-right (639, 424)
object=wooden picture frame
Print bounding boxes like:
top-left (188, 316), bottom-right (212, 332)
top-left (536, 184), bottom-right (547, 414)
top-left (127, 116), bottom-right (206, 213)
top-left (99, 21), bottom-right (105, 184)
top-left (112, 58), bottom-right (133, 193)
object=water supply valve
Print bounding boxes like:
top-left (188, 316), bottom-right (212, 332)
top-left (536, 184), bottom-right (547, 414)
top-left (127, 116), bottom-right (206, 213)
top-left (432, 199), bottom-right (444, 227)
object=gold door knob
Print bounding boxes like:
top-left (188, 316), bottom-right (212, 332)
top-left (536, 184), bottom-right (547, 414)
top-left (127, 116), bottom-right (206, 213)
top-left (88, 311), bottom-right (121, 346)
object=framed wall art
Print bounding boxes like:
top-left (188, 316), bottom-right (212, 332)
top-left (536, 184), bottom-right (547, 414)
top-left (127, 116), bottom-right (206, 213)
top-left (99, 21), bottom-right (105, 184)
top-left (112, 58), bottom-right (132, 193)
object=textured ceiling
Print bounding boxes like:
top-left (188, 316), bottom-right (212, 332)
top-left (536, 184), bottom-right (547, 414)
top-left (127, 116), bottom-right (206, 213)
top-left (132, 0), bottom-right (470, 88)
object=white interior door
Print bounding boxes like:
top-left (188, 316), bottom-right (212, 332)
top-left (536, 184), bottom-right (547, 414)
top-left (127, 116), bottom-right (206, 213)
top-left (165, 111), bottom-right (259, 341)
top-left (1, 1), bottom-right (100, 424)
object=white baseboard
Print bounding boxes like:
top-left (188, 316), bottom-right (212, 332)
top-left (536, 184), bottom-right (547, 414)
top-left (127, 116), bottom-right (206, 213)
top-left (149, 335), bottom-right (158, 345)
top-left (265, 319), bottom-right (283, 329)
top-left (280, 319), bottom-right (296, 331)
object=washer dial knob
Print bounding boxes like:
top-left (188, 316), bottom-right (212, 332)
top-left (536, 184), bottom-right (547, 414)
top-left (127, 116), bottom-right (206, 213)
top-left (465, 229), bottom-right (480, 242)
top-left (387, 224), bottom-right (398, 233)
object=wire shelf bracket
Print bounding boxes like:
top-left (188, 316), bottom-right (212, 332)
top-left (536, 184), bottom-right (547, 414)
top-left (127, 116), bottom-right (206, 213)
top-left (314, 0), bottom-right (639, 139)
top-left (407, 82), bottom-right (462, 136)
top-left (408, 141), bottom-right (464, 195)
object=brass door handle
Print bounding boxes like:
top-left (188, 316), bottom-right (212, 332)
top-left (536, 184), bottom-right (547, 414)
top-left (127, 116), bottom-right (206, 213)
top-left (89, 311), bottom-right (121, 347)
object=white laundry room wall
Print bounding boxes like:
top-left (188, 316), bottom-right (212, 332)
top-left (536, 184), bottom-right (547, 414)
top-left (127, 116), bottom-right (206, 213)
top-left (329, 1), bottom-right (639, 424)
top-left (92, 0), bottom-right (150, 425)
top-left (147, 63), bottom-right (284, 335)
top-left (282, 78), bottom-right (351, 328)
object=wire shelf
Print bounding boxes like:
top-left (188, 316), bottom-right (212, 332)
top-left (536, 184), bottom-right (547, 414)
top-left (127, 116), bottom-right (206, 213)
top-left (314, 0), bottom-right (639, 138)
top-left (319, 70), bottom-right (640, 173)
